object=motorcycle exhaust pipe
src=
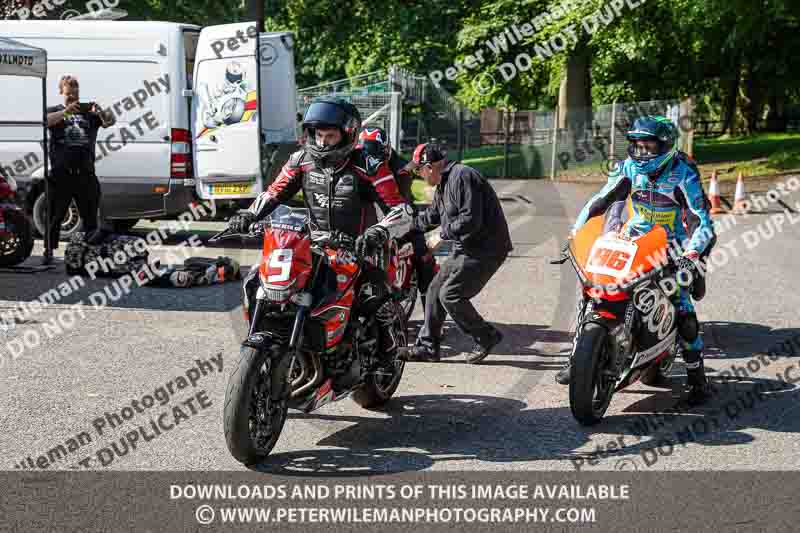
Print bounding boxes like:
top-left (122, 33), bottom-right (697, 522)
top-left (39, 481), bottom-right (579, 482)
top-left (290, 350), bottom-right (309, 389)
top-left (291, 351), bottom-right (322, 399)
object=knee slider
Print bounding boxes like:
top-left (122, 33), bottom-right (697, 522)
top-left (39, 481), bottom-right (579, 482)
top-left (677, 311), bottom-right (699, 342)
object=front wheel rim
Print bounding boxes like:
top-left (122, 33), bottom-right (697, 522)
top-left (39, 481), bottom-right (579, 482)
top-left (249, 357), bottom-right (281, 452)
top-left (592, 345), bottom-right (614, 416)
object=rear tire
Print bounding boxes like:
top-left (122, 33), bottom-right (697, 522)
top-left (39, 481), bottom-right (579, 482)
top-left (223, 344), bottom-right (292, 466)
top-left (401, 269), bottom-right (418, 322)
top-left (569, 322), bottom-right (614, 425)
top-left (352, 359), bottom-right (406, 408)
top-left (352, 305), bottom-right (408, 408)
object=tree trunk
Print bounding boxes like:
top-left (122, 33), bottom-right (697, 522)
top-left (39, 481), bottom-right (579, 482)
top-left (741, 58), bottom-right (766, 136)
top-left (557, 38), bottom-right (592, 141)
top-left (766, 84), bottom-right (787, 132)
top-left (720, 55), bottom-right (742, 136)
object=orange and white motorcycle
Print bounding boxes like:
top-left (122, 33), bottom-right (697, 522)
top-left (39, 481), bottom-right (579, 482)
top-left (553, 214), bottom-right (695, 425)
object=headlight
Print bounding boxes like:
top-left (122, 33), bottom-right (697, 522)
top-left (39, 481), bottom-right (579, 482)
top-left (258, 277), bottom-right (297, 303)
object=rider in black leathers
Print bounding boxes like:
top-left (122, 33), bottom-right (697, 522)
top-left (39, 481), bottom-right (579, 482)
top-left (228, 98), bottom-right (414, 362)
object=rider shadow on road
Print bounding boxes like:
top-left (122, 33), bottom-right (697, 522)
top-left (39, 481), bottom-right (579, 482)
top-left (254, 394), bottom-right (588, 477)
top-left (576, 374), bottom-right (800, 466)
top-left (703, 321), bottom-right (800, 360)
top-left (406, 320), bottom-right (572, 370)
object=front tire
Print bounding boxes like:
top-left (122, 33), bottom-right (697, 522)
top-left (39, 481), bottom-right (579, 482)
top-left (569, 322), bottom-right (615, 425)
top-left (224, 344), bottom-right (292, 466)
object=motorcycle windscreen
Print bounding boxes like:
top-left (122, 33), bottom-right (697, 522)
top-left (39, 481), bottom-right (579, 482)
top-left (258, 32), bottom-right (298, 145)
top-left (192, 22), bottom-right (262, 200)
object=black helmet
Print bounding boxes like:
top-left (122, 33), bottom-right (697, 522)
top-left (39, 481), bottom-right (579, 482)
top-left (301, 97), bottom-right (362, 168)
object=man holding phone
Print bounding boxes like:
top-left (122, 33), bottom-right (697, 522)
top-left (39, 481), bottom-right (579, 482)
top-left (43, 75), bottom-right (114, 265)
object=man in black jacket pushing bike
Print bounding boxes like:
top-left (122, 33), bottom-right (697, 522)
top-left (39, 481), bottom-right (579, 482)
top-left (401, 143), bottom-right (513, 364)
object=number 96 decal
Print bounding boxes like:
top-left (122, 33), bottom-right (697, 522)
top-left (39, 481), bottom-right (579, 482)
top-left (585, 238), bottom-right (638, 278)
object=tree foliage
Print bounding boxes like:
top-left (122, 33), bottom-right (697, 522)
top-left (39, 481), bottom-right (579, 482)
top-left (4, 0), bottom-right (799, 130)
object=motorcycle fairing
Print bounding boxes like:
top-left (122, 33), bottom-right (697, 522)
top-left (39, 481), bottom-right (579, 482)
top-left (310, 248), bottom-right (359, 348)
top-left (259, 225), bottom-right (313, 291)
top-left (570, 214), bottom-right (669, 290)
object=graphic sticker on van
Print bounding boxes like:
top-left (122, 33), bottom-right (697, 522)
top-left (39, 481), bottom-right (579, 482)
top-left (196, 61), bottom-right (257, 139)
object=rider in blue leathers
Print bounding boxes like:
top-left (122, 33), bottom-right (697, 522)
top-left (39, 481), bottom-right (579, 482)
top-left (556, 116), bottom-right (715, 406)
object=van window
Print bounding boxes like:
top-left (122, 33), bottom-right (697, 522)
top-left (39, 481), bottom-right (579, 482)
top-left (48, 60), bottom-right (169, 143)
top-left (183, 31), bottom-right (200, 89)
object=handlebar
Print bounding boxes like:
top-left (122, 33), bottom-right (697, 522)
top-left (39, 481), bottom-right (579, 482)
top-left (207, 220), bottom-right (270, 243)
top-left (207, 222), bottom-right (385, 267)
top-left (549, 241), bottom-right (571, 265)
top-left (310, 230), bottom-right (355, 251)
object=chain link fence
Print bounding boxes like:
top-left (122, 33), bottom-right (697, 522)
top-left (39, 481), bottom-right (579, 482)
top-left (292, 66), bottom-right (695, 180)
top-left (403, 98), bottom-right (693, 179)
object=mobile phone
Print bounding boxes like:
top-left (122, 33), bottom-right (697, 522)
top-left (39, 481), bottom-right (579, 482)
top-left (78, 102), bottom-right (94, 113)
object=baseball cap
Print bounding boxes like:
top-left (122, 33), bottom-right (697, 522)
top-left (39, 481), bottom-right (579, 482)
top-left (405, 142), bottom-right (446, 171)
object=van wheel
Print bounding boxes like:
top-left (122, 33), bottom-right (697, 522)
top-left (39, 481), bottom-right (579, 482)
top-left (32, 193), bottom-right (83, 239)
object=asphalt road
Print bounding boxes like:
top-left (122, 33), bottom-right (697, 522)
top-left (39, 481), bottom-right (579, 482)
top-left (2, 178), bottom-right (800, 474)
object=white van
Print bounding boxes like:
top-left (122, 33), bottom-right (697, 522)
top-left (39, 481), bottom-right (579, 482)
top-left (0, 20), bottom-right (297, 235)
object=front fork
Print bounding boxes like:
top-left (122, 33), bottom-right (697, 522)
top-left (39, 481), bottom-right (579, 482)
top-left (574, 294), bottom-right (635, 379)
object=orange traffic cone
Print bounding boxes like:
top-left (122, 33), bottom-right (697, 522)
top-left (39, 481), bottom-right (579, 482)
top-left (707, 171), bottom-right (726, 214)
top-left (733, 172), bottom-right (749, 214)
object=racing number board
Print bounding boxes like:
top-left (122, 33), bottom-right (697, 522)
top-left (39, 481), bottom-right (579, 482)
top-left (585, 237), bottom-right (638, 279)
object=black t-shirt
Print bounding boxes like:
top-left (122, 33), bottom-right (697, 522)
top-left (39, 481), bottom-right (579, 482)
top-left (47, 104), bottom-right (102, 172)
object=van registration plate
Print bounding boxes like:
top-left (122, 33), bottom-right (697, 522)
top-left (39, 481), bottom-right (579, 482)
top-left (209, 182), bottom-right (252, 195)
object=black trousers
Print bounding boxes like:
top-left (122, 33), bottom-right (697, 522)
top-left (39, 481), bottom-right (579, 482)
top-left (47, 168), bottom-right (101, 250)
top-left (417, 251), bottom-right (506, 348)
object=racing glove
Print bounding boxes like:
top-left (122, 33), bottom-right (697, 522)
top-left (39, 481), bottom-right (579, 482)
top-left (229, 212), bottom-right (256, 234)
top-left (356, 226), bottom-right (389, 258)
top-left (675, 252), bottom-right (700, 288)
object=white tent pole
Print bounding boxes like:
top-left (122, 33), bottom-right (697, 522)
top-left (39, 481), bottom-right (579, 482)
top-left (42, 78), bottom-right (50, 255)
top-left (362, 103), bottom-right (390, 126)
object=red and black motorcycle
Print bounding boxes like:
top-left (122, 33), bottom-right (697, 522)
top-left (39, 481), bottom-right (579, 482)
top-left (210, 205), bottom-right (410, 465)
top-left (0, 171), bottom-right (34, 267)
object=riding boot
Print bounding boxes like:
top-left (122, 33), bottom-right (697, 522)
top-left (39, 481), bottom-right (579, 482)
top-left (684, 349), bottom-right (711, 406)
